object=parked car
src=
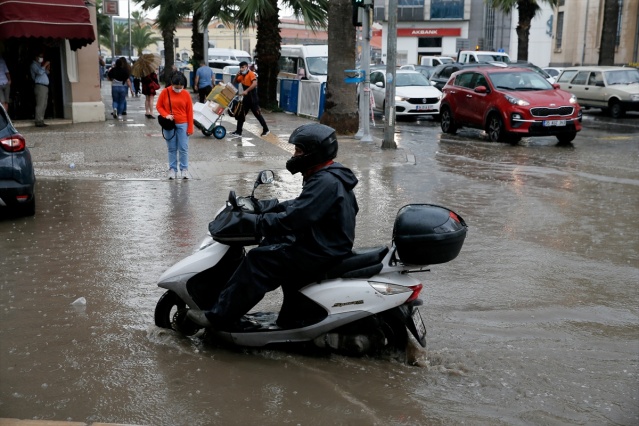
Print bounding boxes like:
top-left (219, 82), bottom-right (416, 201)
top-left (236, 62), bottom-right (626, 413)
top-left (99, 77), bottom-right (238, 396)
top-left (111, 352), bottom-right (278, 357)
top-left (368, 69), bottom-right (442, 118)
top-left (555, 66), bottom-right (639, 118)
top-left (429, 62), bottom-right (498, 91)
top-left (543, 67), bottom-right (564, 78)
top-left (0, 104), bottom-right (35, 216)
top-left (400, 64), bottom-right (435, 79)
top-left (511, 61), bottom-right (555, 83)
top-left (439, 67), bottom-right (582, 144)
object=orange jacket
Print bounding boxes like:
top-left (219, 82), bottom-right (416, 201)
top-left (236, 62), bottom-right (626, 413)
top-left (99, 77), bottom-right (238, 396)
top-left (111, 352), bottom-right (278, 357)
top-left (235, 70), bottom-right (257, 92)
top-left (156, 87), bottom-right (194, 134)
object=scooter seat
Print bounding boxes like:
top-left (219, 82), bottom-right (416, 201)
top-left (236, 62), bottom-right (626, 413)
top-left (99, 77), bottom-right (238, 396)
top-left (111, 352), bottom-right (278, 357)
top-left (325, 246), bottom-right (389, 279)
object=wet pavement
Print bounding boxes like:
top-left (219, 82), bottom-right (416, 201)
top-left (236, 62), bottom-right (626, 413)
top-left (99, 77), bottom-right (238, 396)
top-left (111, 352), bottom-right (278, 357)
top-left (1, 90), bottom-right (638, 425)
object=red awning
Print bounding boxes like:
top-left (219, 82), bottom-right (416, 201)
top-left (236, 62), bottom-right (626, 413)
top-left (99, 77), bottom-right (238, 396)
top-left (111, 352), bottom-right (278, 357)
top-left (0, 0), bottom-right (95, 50)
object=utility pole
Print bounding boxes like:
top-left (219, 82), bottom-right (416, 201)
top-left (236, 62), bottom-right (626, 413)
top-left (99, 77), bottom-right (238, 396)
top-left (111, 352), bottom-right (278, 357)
top-left (382, 0), bottom-right (397, 149)
top-left (355, 1), bottom-right (373, 143)
top-left (110, 15), bottom-right (115, 57)
top-left (127, 0), bottom-right (132, 60)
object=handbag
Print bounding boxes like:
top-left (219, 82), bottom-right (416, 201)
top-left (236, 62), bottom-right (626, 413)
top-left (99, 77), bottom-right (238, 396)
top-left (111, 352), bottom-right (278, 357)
top-left (149, 80), bottom-right (160, 91)
top-left (158, 89), bottom-right (176, 131)
top-left (227, 96), bottom-right (244, 119)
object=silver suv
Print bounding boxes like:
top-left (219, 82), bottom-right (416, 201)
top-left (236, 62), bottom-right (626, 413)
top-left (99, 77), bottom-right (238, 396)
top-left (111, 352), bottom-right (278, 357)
top-left (556, 66), bottom-right (639, 118)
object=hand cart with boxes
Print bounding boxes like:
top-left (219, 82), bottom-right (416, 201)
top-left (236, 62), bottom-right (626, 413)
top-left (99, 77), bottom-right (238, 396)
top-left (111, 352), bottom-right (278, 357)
top-left (193, 83), bottom-right (238, 139)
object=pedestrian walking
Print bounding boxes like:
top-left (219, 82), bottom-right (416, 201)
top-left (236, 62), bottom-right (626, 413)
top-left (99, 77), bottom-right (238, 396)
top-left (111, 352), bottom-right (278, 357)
top-left (0, 54), bottom-right (11, 113)
top-left (107, 57), bottom-right (133, 121)
top-left (230, 61), bottom-right (269, 137)
top-left (30, 51), bottom-right (50, 127)
top-left (141, 71), bottom-right (159, 118)
top-left (156, 72), bottom-right (194, 180)
top-left (194, 60), bottom-right (214, 103)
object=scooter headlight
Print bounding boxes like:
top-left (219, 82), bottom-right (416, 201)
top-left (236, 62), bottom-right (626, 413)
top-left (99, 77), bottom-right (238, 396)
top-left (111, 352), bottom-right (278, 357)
top-left (369, 282), bottom-right (412, 296)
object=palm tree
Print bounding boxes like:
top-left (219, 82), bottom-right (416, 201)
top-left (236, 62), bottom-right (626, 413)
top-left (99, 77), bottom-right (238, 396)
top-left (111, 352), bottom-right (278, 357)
top-left (488, 0), bottom-right (558, 62)
top-left (138, 0), bottom-right (194, 83)
top-left (320, 0), bottom-right (357, 133)
top-left (200, 0), bottom-right (328, 109)
top-left (598, 0), bottom-right (620, 65)
top-left (130, 11), bottom-right (162, 56)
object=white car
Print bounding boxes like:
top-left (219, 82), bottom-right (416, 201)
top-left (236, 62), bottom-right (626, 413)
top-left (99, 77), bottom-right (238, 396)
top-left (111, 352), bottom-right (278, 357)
top-left (543, 67), bottom-right (564, 78)
top-left (368, 69), bottom-right (442, 117)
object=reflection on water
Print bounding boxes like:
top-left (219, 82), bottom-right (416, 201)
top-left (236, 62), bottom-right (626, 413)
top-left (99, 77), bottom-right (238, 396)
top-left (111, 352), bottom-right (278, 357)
top-left (1, 129), bottom-right (638, 425)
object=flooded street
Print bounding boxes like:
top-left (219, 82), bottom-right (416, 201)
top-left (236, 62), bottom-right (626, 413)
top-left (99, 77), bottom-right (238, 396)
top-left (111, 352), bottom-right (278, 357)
top-left (1, 118), bottom-right (638, 425)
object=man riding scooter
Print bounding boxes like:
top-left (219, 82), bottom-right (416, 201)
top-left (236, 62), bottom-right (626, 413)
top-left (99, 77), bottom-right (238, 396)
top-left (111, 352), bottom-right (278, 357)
top-left (188, 124), bottom-right (359, 331)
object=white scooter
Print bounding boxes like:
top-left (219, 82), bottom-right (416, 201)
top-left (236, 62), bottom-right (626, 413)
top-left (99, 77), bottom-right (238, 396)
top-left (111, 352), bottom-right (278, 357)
top-left (154, 171), bottom-right (467, 355)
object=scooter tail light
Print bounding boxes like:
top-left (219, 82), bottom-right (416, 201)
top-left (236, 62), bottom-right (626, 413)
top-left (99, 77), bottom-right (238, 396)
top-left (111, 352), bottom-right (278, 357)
top-left (406, 283), bottom-right (423, 302)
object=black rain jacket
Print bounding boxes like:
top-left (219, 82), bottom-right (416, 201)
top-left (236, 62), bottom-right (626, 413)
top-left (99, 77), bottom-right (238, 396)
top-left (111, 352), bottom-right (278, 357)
top-left (258, 162), bottom-right (359, 259)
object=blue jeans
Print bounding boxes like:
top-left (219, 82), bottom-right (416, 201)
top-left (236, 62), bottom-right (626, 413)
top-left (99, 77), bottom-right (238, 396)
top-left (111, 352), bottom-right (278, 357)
top-left (164, 123), bottom-right (189, 171)
top-left (111, 85), bottom-right (128, 115)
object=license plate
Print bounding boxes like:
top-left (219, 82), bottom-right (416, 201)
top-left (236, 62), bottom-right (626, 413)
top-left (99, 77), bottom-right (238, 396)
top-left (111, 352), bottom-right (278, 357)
top-left (543, 120), bottom-right (566, 126)
top-left (411, 308), bottom-right (427, 342)
top-left (416, 104), bottom-right (435, 111)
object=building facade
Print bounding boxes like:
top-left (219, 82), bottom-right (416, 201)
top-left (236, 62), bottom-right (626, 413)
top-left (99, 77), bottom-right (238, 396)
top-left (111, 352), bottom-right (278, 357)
top-left (549, 0), bottom-right (639, 67)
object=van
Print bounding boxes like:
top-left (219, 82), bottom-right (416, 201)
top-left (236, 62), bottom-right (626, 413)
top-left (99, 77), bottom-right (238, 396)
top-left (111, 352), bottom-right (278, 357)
top-left (207, 48), bottom-right (252, 72)
top-left (278, 44), bottom-right (328, 83)
top-left (457, 50), bottom-right (511, 65)
top-left (420, 56), bottom-right (454, 67)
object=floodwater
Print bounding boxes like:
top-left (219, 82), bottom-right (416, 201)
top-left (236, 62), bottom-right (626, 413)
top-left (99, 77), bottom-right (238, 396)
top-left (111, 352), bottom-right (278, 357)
top-left (1, 123), bottom-right (638, 425)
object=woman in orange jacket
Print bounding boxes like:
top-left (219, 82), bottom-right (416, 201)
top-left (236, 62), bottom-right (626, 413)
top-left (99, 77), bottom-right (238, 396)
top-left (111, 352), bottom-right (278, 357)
top-left (156, 72), bottom-right (194, 179)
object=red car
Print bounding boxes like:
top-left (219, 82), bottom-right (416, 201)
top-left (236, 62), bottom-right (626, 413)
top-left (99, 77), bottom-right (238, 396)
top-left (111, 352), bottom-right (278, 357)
top-left (439, 67), bottom-right (582, 144)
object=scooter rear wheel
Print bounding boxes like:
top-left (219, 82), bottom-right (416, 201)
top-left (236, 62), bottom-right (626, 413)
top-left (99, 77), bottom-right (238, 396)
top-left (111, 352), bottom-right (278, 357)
top-left (154, 290), bottom-right (201, 336)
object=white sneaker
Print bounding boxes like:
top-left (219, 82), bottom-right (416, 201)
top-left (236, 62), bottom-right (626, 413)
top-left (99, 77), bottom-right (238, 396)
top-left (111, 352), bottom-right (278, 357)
top-left (117, 115), bottom-right (123, 121)
top-left (181, 170), bottom-right (190, 179)
top-left (167, 169), bottom-right (177, 180)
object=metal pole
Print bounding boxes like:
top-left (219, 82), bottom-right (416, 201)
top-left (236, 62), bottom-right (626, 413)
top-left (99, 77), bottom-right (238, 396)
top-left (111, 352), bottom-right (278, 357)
top-left (110, 15), bottom-right (115, 57)
top-left (355, 26), bottom-right (364, 139)
top-left (360, 6), bottom-right (373, 143)
top-left (581, 0), bottom-right (590, 65)
top-left (382, 0), bottom-right (397, 149)
top-left (128, 0), bottom-right (132, 60)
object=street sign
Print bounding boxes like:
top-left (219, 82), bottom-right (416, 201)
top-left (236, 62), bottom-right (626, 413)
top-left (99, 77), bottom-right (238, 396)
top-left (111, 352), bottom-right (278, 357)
top-left (103, 0), bottom-right (119, 16)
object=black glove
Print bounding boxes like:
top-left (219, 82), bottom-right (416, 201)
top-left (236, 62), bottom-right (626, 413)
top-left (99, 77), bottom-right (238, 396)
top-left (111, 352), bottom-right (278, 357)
top-left (255, 198), bottom-right (280, 214)
top-left (209, 207), bottom-right (261, 246)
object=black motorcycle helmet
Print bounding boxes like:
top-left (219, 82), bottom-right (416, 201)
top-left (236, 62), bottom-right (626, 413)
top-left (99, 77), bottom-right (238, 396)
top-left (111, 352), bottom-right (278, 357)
top-left (285, 123), bottom-right (338, 175)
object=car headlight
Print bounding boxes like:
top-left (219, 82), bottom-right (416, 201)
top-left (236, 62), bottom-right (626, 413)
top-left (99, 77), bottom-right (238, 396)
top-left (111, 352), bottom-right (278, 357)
top-left (570, 94), bottom-right (578, 104)
top-left (395, 95), bottom-right (409, 102)
top-left (631, 94), bottom-right (639, 101)
top-left (504, 94), bottom-right (529, 106)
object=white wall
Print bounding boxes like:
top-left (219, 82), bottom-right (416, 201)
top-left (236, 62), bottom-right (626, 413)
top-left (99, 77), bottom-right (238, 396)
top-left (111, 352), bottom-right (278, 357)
top-left (509, 3), bottom-right (554, 66)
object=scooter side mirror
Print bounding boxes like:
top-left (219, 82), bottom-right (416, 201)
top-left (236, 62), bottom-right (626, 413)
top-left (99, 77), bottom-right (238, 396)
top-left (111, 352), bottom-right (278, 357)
top-left (258, 170), bottom-right (274, 184)
top-left (251, 170), bottom-right (275, 198)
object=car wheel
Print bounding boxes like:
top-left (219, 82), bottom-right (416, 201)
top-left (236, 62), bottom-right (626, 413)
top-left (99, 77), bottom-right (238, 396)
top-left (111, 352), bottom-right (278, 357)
top-left (440, 107), bottom-right (457, 134)
top-left (556, 131), bottom-right (576, 145)
top-left (609, 100), bottom-right (625, 118)
top-left (487, 113), bottom-right (505, 142)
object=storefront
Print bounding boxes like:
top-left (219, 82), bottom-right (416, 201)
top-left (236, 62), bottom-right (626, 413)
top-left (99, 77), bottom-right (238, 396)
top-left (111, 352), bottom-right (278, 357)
top-left (0, 0), bottom-right (104, 123)
top-left (379, 25), bottom-right (468, 66)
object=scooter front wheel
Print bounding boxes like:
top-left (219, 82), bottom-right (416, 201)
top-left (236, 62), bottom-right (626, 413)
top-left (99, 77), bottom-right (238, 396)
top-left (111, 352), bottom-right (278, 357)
top-left (154, 290), bottom-right (201, 336)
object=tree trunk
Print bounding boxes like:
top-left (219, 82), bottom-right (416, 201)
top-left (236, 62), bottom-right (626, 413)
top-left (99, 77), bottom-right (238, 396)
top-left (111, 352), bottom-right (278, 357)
top-left (320, 0), bottom-right (358, 134)
top-left (515, 0), bottom-right (538, 62)
top-left (162, 26), bottom-right (176, 84)
top-left (191, 11), bottom-right (204, 66)
top-left (255, 0), bottom-right (281, 109)
top-left (599, 0), bottom-right (620, 65)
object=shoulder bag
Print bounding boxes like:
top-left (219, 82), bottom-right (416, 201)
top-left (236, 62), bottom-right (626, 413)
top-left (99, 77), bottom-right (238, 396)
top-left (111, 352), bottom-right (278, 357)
top-left (158, 89), bottom-right (176, 131)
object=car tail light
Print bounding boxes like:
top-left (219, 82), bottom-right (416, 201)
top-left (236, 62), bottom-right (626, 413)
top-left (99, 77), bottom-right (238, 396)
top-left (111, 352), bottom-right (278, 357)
top-left (16, 195), bottom-right (29, 202)
top-left (0, 135), bottom-right (26, 152)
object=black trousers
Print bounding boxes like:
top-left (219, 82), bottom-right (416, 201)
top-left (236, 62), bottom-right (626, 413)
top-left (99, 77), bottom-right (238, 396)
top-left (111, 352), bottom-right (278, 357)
top-left (235, 91), bottom-right (268, 134)
top-left (198, 85), bottom-right (212, 103)
top-left (208, 242), bottom-right (332, 326)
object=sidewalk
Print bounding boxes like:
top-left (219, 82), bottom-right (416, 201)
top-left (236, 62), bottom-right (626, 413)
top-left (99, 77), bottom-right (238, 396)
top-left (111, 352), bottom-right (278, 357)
top-left (0, 420), bottom-right (141, 426)
top-left (13, 85), bottom-right (410, 180)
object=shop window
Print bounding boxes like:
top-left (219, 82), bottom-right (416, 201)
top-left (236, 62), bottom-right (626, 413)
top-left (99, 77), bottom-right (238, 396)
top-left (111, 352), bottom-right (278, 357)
top-left (431, 0), bottom-right (464, 19)
top-left (398, 0), bottom-right (424, 21)
top-left (418, 38), bottom-right (442, 48)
